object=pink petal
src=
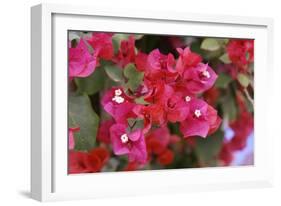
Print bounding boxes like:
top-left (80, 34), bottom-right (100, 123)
top-left (183, 63), bottom-right (218, 94)
top-left (180, 117), bottom-right (210, 138)
top-left (110, 124), bottom-right (130, 155)
top-left (68, 39), bottom-right (98, 78)
top-left (128, 129), bottom-right (142, 141)
top-left (128, 132), bottom-right (147, 164)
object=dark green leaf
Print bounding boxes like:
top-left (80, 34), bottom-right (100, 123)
top-left (75, 67), bottom-right (106, 95)
top-left (194, 130), bottom-right (224, 166)
top-left (221, 91), bottom-right (237, 121)
top-left (123, 63), bottom-right (144, 92)
top-left (69, 94), bottom-right (99, 151)
top-left (215, 73), bottom-right (233, 89)
top-left (134, 97), bottom-right (149, 105)
top-left (104, 64), bottom-right (124, 82)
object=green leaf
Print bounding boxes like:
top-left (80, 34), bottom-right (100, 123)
top-left (215, 73), bottom-right (233, 89)
top-left (221, 91), bottom-right (237, 122)
top-left (123, 63), bottom-right (144, 92)
top-left (127, 118), bottom-right (144, 131)
top-left (245, 52), bottom-right (250, 61)
top-left (123, 63), bottom-right (136, 77)
top-left (112, 34), bottom-right (143, 54)
top-left (112, 34), bottom-right (143, 43)
top-left (219, 53), bottom-right (232, 64)
top-left (69, 94), bottom-right (99, 151)
top-left (201, 38), bottom-right (221, 51)
top-left (75, 67), bottom-right (106, 95)
top-left (104, 64), bottom-right (124, 82)
top-left (134, 97), bottom-right (149, 105)
top-left (194, 130), bottom-right (224, 166)
top-left (237, 73), bottom-right (250, 87)
top-left (218, 38), bottom-right (229, 45)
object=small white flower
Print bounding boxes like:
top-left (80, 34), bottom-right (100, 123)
top-left (185, 96), bottom-right (191, 102)
top-left (115, 89), bottom-right (122, 96)
top-left (202, 70), bottom-right (210, 79)
top-left (112, 96), bottom-right (125, 104)
top-left (120, 134), bottom-right (129, 143)
top-left (194, 109), bottom-right (202, 118)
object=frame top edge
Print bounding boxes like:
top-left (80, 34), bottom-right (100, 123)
top-left (32, 3), bottom-right (273, 27)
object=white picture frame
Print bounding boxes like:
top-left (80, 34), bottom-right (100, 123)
top-left (31, 3), bottom-right (274, 202)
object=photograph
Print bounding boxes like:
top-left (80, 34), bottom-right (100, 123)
top-left (68, 31), bottom-right (254, 174)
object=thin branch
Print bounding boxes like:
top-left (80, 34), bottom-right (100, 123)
top-left (243, 88), bottom-right (254, 106)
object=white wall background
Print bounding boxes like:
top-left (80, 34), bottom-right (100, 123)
top-left (0, 0), bottom-right (280, 205)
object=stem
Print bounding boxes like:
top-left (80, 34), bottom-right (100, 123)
top-left (243, 88), bottom-right (254, 106)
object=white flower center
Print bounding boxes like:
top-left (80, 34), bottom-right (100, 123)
top-left (120, 134), bottom-right (129, 143)
top-left (112, 96), bottom-right (125, 104)
top-left (185, 96), bottom-right (191, 102)
top-left (115, 89), bottom-right (122, 96)
top-left (194, 109), bottom-right (202, 118)
top-left (202, 70), bottom-right (210, 78)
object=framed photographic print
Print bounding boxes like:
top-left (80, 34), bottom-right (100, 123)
top-left (31, 3), bottom-right (274, 201)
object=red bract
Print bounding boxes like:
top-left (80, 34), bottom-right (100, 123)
top-left (207, 107), bottom-right (222, 135)
top-left (144, 104), bottom-right (166, 125)
top-left (226, 39), bottom-right (254, 72)
top-left (135, 52), bottom-right (148, 72)
top-left (203, 87), bottom-right (220, 107)
top-left (68, 147), bottom-right (109, 174)
top-left (143, 81), bottom-right (173, 104)
top-left (180, 99), bottom-right (221, 138)
top-left (69, 151), bottom-right (96, 174)
top-left (169, 77), bottom-right (195, 98)
top-left (89, 147), bottom-right (110, 166)
top-left (133, 104), bottom-right (166, 131)
top-left (102, 87), bottom-right (136, 124)
top-left (69, 39), bottom-right (98, 79)
top-left (110, 123), bottom-right (147, 164)
top-left (97, 119), bottom-right (115, 144)
top-left (164, 92), bottom-right (189, 123)
top-left (146, 49), bottom-right (177, 81)
top-left (146, 127), bottom-right (171, 155)
top-left (183, 63), bottom-right (218, 94)
top-left (87, 32), bottom-right (114, 60)
top-left (229, 109), bottom-right (253, 151)
top-left (176, 47), bottom-right (202, 75)
top-left (157, 149), bottom-right (174, 166)
top-left (123, 162), bottom-right (139, 171)
top-left (114, 35), bottom-right (136, 68)
top-left (146, 127), bottom-right (175, 166)
top-left (219, 142), bottom-right (233, 166)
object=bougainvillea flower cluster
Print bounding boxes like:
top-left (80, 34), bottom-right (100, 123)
top-left (226, 39), bottom-right (254, 72)
top-left (68, 32), bottom-right (254, 173)
top-left (69, 147), bottom-right (109, 174)
top-left (69, 39), bottom-right (98, 79)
